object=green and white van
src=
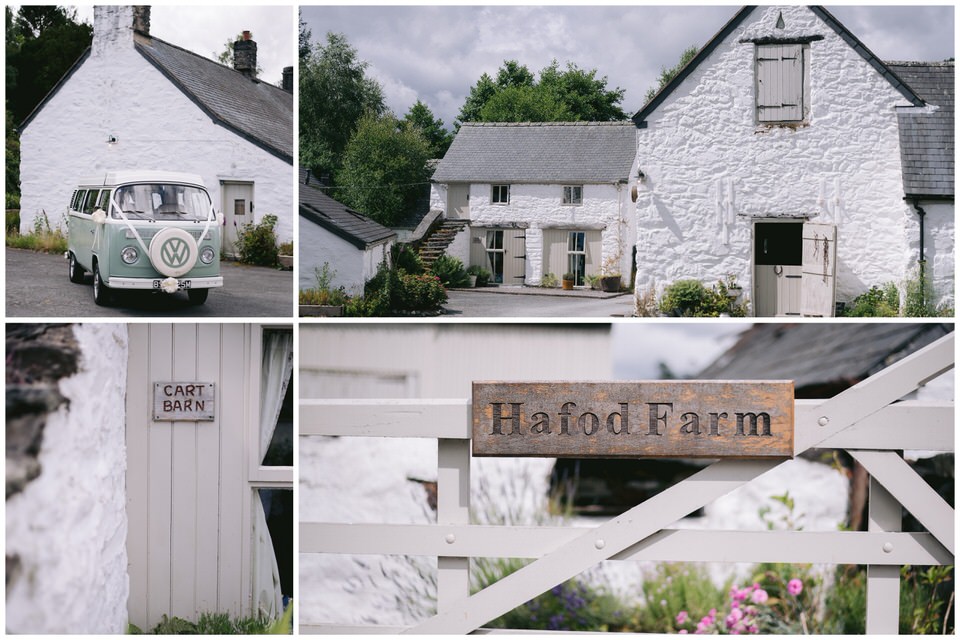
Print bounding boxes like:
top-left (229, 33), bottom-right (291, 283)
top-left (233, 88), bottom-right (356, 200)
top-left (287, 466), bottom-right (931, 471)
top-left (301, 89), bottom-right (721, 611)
top-left (66, 171), bottom-right (223, 306)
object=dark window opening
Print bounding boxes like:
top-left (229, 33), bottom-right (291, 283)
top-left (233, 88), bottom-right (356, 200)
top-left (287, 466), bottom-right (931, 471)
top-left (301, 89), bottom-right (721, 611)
top-left (754, 222), bottom-right (802, 265)
top-left (259, 488), bottom-right (293, 601)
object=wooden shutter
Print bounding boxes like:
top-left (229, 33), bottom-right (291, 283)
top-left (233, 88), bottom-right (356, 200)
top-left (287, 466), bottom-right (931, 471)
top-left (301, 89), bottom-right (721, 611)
top-left (757, 44), bottom-right (803, 122)
top-left (800, 222), bottom-right (837, 317)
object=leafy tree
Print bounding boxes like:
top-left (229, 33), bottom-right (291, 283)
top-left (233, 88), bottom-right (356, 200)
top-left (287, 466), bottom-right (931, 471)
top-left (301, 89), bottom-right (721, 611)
top-left (337, 113), bottom-right (432, 226)
top-left (298, 12), bottom-right (312, 63)
top-left (299, 31), bottom-right (385, 180)
top-left (644, 45), bottom-right (699, 104)
top-left (402, 100), bottom-right (453, 158)
top-left (456, 59), bottom-right (626, 126)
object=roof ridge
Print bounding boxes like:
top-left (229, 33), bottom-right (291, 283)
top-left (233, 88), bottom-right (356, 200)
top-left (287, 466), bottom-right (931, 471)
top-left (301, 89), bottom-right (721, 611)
top-left (461, 121), bottom-right (635, 128)
top-left (886, 60), bottom-right (955, 67)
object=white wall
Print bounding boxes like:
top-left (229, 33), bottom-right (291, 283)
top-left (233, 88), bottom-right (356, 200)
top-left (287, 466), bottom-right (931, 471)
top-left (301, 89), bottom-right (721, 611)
top-left (5, 324), bottom-right (130, 634)
top-left (20, 6), bottom-right (293, 242)
top-left (299, 218), bottom-right (392, 295)
top-left (633, 5), bottom-right (918, 309)
top-left (903, 200), bottom-right (954, 310)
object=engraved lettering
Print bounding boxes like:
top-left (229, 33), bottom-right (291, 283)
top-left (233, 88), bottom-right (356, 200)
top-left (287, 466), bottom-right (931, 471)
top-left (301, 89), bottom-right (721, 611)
top-left (709, 412), bottom-right (727, 436)
top-left (559, 402), bottom-right (576, 435)
top-left (530, 412), bottom-right (551, 434)
top-left (490, 402), bottom-right (522, 435)
top-left (735, 412), bottom-right (772, 436)
top-left (647, 402), bottom-right (672, 436)
top-left (680, 411), bottom-right (701, 434)
top-left (578, 412), bottom-right (599, 435)
top-left (606, 403), bottom-right (629, 435)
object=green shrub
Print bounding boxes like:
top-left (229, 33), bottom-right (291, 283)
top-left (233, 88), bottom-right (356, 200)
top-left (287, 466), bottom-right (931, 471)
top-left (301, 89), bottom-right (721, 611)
top-left (235, 214), bottom-right (279, 267)
top-left (345, 261), bottom-right (447, 316)
top-left (626, 563), bottom-right (728, 632)
top-left (5, 210), bottom-right (67, 253)
top-left (299, 263), bottom-right (349, 306)
top-left (659, 278), bottom-right (747, 317)
top-left (430, 253), bottom-right (471, 288)
top-left (6, 209), bottom-right (20, 233)
top-left (541, 273), bottom-right (558, 288)
top-left (904, 262), bottom-right (939, 317)
top-left (486, 577), bottom-right (629, 631)
top-left (466, 264), bottom-right (491, 286)
top-left (845, 282), bottom-right (900, 317)
top-left (6, 192), bottom-right (20, 209)
top-left (278, 240), bottom-right (293, 255)
top-left (392, 243), bottom-right (424, 274)
top-left (129, 609), bottom-right (289, 634)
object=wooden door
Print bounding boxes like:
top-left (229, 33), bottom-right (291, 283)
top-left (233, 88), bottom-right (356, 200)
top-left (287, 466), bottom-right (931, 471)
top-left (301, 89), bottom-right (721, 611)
top-left (447, 184), bottom-right (469, 219)
top-left (800, 222), bottom-right (837, 317)
top-left (753, 222), bottom-right (803, 317)
top-left (222, 182), bottom-right (254, 256)
top-left (470, 228), bottom-right (525, 285)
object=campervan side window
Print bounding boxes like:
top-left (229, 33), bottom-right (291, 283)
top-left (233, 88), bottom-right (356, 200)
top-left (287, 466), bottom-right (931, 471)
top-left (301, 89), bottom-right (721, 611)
top-left (71, 190), bottom-right (86, 211)
top-left (82, 189), bottom-right (101, 214)
top-left (96, 190), bottom-right (112, 212)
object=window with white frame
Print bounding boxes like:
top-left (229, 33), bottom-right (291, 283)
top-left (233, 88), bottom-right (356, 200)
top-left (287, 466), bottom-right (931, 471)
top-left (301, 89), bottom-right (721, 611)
top-left (562, 185), bottom-right (583, 205)
top-left (491, 184), bottom-right (510, 205)
top-left (756, 43), bottom-right (808, 123)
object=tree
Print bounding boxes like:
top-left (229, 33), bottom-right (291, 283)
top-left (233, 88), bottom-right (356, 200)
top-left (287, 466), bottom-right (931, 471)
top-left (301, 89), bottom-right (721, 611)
top-left (644, 45), bottom-right (699, 104)
top-left (456, 59), bottom-right (626, 126)
top-left (337, 113), bottom-right (432, 226)
top-left (402, 100), bottom-right (453, 158)
top-left (299, 32), bottom-right (385, 180)
top-left (298, 12), bottom-right (312, 63)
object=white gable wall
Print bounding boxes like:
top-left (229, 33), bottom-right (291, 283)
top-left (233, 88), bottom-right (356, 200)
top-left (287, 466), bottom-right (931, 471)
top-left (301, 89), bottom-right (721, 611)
top-left (19, 6), bottom-right (292, 243)
top-left (633, 6), bottom-right (920, 312)
top-left (299, 219), bottom-right (392, 295)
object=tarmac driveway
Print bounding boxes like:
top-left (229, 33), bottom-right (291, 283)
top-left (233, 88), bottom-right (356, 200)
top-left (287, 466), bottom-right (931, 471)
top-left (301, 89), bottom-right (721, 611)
top-left (442, 286), bottom-right (635, 317)
top-left (5, 248), bottom-right (294, 317)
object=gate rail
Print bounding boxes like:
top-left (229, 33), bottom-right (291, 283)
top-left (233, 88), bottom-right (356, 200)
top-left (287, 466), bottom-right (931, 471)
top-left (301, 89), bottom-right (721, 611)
top-left (300, 333), bottom-right (954, 634)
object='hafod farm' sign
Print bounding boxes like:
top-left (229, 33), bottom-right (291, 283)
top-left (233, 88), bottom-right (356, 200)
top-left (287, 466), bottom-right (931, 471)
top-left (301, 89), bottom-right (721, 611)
top-left (472, 381), bottom-right (794, 458)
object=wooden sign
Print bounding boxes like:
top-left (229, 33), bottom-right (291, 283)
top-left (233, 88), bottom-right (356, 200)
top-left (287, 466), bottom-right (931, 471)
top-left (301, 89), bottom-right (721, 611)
top-left (472, 381), bottom-right (794, 458)
top-left (153, 382), bottom-right (216, 421)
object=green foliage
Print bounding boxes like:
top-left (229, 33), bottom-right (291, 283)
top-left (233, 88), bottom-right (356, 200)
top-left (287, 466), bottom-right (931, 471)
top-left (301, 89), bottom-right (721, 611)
top-left (627, 563), bottom-right (729, 632)
top-left (6, 108), bottom-right (19, 198)
top-left (336, 113), bottom-right (432, 226)
top-left (586, 273), bottom-right (601, 289)
top-left (541, 272), bottom-right (558, 288)
top-left (6, 210), bottom-right (66, 253)
top-left (644, 44), bottom-right (699, 104)
top-left (299, 32), bottom-right (386, 179)
top-left (402, 100), bottom-right (453, 158)
top-left (130, 609), bottom-right (289, 634)
top-left (278, 240), bottom-right (293, 255)
top-left (430, 253), bottom-right (471, 288)
top-left (659, 278), bottom-right (747, 317)
top-left (214, 33), bottom-right (262, 77)
top-left (456, 59), bottom-right (626, 126)
top-left (345, 260), bottom-right (446, 316)
top-left (235, 214), bottom-right (279, 267)
top-left (486, 577), bottom-right (628, 631)
top-left (298, 12), bottom-right (312, 62)
top-left (844, 282), bottom-right (900, 317)
top-left (466, 264), bottom-right (491, 286)
top-left (904, 262), bottom-right (940, 317)
top-left (823, 566), bottom-right (867, 634)
top-left (392, 243), bottom-right (424, 274)
top-left (6, 207), bottom-right (19, 231)
top-left (299, 263), bottom-right (349, 306)
top-left (900, 565), bottom-right (955, 634)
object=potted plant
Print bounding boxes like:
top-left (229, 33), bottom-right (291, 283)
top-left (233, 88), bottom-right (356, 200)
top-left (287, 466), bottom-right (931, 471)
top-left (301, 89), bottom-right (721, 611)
top-left (541, 273), bottom-right (558, 288)
top-left (723, 274), bottom-right (742, 299)
top-left (278, 241), bottom-right (294, 270)
top-left (466, 264), bottom-right (491, 287)
top-left (586, 274), bottom-right (601, 290)
top-left (599, 255), bottom-right (622, 292)
top-left (562, 272), bottom-right (576, 290)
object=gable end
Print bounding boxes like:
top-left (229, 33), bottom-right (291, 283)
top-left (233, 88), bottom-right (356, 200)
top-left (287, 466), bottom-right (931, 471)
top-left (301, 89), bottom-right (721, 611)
top-left (19, 48), bottom-right (92, 131)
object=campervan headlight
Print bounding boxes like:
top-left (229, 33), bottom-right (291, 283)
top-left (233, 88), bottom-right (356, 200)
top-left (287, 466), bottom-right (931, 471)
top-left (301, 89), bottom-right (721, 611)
top-left (199, 245), bottom-right (216, 264)
top-left (121, 246), bottom-right (139, 264)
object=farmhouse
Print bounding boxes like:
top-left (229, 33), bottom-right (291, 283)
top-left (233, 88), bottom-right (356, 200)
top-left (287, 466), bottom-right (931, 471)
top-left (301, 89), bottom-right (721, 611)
top-left (430, 122), bottom-right (638, 286)
top-left (5, 324), bottom-right (293, 633)
top-left (632, 5), bottom-right (954, 316)
top-left (299, 167), bottom-right (396, 295)
top-left (18, 6), bottom-right (294, 253)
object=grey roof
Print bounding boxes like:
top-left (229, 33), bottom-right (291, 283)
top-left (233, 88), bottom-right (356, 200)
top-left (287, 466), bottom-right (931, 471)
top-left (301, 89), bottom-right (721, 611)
top-left (432, 122), bottom-right (637, 184)
top-left (888, 61), bottom-right (955, 199)
top-left (698, 323), bottom-right (952, 391)
top-left (135, 34), bottom-right (292, 163)
top-left (299, 167), bottom-right (396, 250)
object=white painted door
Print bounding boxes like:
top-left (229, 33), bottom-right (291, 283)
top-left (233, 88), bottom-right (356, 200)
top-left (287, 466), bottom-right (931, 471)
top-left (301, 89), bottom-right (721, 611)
top-left (222, 181), bottom-right (254, 256)
top-left (447, 184), bottom-right (469, 219)
top-left (800, 222), bottom-right (837, 317)
top-left (753, 222), bottom-right (803, 317)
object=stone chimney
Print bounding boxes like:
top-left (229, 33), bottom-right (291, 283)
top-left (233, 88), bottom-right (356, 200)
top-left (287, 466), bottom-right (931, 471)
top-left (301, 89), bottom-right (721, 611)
top-left (93, 6), bottom-right (135, 56)
top-left (132, 6), bottom-right (150, 35)
top-left (282, 66), bottom-right (293, 93)
top-left (233, 31), bottom-right (257, 78)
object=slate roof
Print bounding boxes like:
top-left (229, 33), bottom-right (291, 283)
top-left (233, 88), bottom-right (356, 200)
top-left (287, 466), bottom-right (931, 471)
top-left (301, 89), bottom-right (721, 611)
top-left (887, 61), bottom-right (955, 199)
top-left (633, 6), bottom-right (925, 126)
top-left (431, 122), bottom-right (637, 184)
top-left (698, 323), bottom-right (952, 392)
top-left (134, 33), bottom-right (293, 163)
top-left (299, 167), bottom-right (396, 250)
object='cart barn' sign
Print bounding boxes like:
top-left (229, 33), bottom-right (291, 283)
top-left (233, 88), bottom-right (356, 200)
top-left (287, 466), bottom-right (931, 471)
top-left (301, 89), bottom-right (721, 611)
top-left (153, 382), bottom-right (216, 422)
top-left (472, 381), bottom-right (794, 458)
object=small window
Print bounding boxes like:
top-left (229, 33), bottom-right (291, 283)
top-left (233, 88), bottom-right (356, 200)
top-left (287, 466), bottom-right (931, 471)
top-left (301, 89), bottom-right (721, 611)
top-left (96, 190), bottom-right (112, 212)
top-left (562, 185), bottom-right (583, 205)
top-left (82, 189), bottom-right (101, 214)
top-left (234, 199), bottom-right (246, 216)
top-left (71, 190), bottom-right (85, 211)
top-left (491, 184), bottom-right (510, 205)
top-left (756, 44), bottom-right (807, 123)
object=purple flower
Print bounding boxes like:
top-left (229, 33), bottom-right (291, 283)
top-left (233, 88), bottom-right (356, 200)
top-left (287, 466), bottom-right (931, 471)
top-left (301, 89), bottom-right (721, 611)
top-left (676, 611), bottom-right (688, 625)
top-left (787, 578), bottom-right (803, 596)
top-left (751, 588), bottom-right (768, 604)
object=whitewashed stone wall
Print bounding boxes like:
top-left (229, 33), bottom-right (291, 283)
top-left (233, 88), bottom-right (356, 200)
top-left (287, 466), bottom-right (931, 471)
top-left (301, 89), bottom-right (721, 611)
top-left (633, 5), bottom-right (924, 310)
top-left (6, 324), bottom-right (130, 633)
top-left (448, 182), bottom-right (632, 284)
top-left (300, 218), bottom-right (392, 295)
top-left (903, 200), bottom-right (954, 310)
top-left (20, 6), bottom-right (293, 242)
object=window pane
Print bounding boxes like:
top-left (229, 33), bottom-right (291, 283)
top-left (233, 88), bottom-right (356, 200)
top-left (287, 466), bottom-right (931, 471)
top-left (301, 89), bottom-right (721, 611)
top-left (258, 488), bottom-right (293, 603)
top-left (262, 379), bottom-right (293, 466)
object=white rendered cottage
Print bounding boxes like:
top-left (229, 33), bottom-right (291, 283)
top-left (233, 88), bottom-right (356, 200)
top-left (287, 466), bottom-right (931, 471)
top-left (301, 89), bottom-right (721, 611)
top-left (19, 6), bottom-right (294, 251)
top-left (299, 167), bottom-right (396, 295)
top-left (632, 5), bottom-right (954, 316)
top-left (430, 122), bottom-right (638, 286)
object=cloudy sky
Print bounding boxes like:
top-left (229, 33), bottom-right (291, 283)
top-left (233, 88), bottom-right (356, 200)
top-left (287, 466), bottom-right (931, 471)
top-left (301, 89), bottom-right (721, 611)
top-left (611, 322), bottom-right (746, 379)
top-left (68, 5), bottom-right (294, 86)
top-left (301, 5), bottom-right (954, 128)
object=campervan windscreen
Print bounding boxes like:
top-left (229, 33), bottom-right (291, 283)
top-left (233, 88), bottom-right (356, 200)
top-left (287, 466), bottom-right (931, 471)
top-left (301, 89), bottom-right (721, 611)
top-left (112, 183), bottom-right (212, 221)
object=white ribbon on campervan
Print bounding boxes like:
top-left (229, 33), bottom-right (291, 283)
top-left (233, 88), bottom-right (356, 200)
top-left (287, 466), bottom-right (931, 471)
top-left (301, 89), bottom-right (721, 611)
top-left (107, 191), bottom-right (217, 257)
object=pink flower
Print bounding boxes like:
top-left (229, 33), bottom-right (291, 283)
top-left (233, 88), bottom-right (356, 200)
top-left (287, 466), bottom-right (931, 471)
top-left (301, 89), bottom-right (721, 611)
top-left (676, 611), bottom-right (688, 625)
top-left (679, 630), bottom-right (688, 635)
top-left (708, 608), bottom-right (717, 619)
top-left (751, 588), bottom-right (768, 604)
top-left (787, 578), bottom-right (803, 596)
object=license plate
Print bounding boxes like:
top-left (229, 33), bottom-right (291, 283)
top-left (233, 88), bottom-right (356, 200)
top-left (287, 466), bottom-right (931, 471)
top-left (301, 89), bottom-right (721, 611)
top-left (153, 279), bottom-right (192, 290)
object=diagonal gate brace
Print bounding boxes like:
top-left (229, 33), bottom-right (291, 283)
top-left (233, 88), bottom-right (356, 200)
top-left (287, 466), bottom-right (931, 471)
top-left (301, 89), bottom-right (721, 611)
top-left (407, 458), bottom-right (783, 634)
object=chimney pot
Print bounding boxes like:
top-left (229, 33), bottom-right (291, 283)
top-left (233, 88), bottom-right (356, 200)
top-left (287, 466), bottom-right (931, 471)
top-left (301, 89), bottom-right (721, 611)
top-left (132, 6), bottom-right (151, 35)
top-left (233, 34), bottom-right (258, 78)
top-left (282, 66), bottom-right (293, 93)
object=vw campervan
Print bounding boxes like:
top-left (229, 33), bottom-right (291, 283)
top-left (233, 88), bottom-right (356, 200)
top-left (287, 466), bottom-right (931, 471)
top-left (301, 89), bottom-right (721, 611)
top-left (66, 171), bottom-right (222, 305)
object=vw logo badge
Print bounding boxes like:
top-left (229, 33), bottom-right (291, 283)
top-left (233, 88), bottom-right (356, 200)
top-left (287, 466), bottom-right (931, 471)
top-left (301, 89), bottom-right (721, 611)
top-left (160, 237), bottom-right (189, 269)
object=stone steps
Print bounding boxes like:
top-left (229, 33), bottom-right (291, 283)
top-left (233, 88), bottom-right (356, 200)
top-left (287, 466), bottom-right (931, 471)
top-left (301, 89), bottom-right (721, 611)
top-left (418, 220), bottom-right (469, 269)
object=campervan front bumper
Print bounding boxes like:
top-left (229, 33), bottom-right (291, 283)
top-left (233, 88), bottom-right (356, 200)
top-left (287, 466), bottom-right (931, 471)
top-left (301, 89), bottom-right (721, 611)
top-left (108, 276), bottom-right (224, 290)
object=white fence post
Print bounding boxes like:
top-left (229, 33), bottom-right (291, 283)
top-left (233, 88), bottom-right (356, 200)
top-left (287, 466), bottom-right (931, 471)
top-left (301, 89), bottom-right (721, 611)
top-left (437, 439), bottom-right (471, 614)
top-left (865, 476), bottom-right (901, 634)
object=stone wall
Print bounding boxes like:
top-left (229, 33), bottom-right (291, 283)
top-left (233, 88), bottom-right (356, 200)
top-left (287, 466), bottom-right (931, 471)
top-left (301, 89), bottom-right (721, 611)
top-left (633, 5), bottom-right (926, 310)
top-left (20, 5), bottom-right (293, 242)
top-left (6, 324), bottom-right (130, 633)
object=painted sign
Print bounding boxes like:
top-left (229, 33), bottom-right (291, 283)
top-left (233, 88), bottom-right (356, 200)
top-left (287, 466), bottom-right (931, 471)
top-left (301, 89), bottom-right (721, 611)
top-left (472, 381), bottom-right (794, 458)
top-left (153, 382), bottom-right (216, 421)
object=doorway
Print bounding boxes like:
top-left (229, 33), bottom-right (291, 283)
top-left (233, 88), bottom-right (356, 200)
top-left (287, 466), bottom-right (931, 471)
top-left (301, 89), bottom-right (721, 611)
top-left (753, 222), bottom-right (803, 316)
top-left (447, 184), bottom-right (469, 219)
top-left (221, 181), bottom-right (254, 256)
top-left (470, 228), bottom-right (526, 284)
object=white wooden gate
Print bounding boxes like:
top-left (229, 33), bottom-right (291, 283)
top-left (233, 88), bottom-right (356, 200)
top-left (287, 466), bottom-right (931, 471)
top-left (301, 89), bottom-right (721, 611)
top-left (300, 333), bottom-right (954, 634)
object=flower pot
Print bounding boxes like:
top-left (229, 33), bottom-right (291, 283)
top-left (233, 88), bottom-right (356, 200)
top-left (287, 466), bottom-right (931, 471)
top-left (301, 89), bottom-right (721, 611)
top-left (468, 274), bottom-right (478, 287)
top-left (600, 275), bottom-right (621, 293)
top-left (299, 304), bottom-right (343, 317)
top-left (562, 279), bottom-right (574, 290)
top-left (278, 254), bottom-right (294, 270)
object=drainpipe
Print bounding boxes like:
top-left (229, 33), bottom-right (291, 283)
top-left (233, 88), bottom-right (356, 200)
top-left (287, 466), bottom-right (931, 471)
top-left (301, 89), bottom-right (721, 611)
top-left (908, 198), bottom-right (927, 309)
